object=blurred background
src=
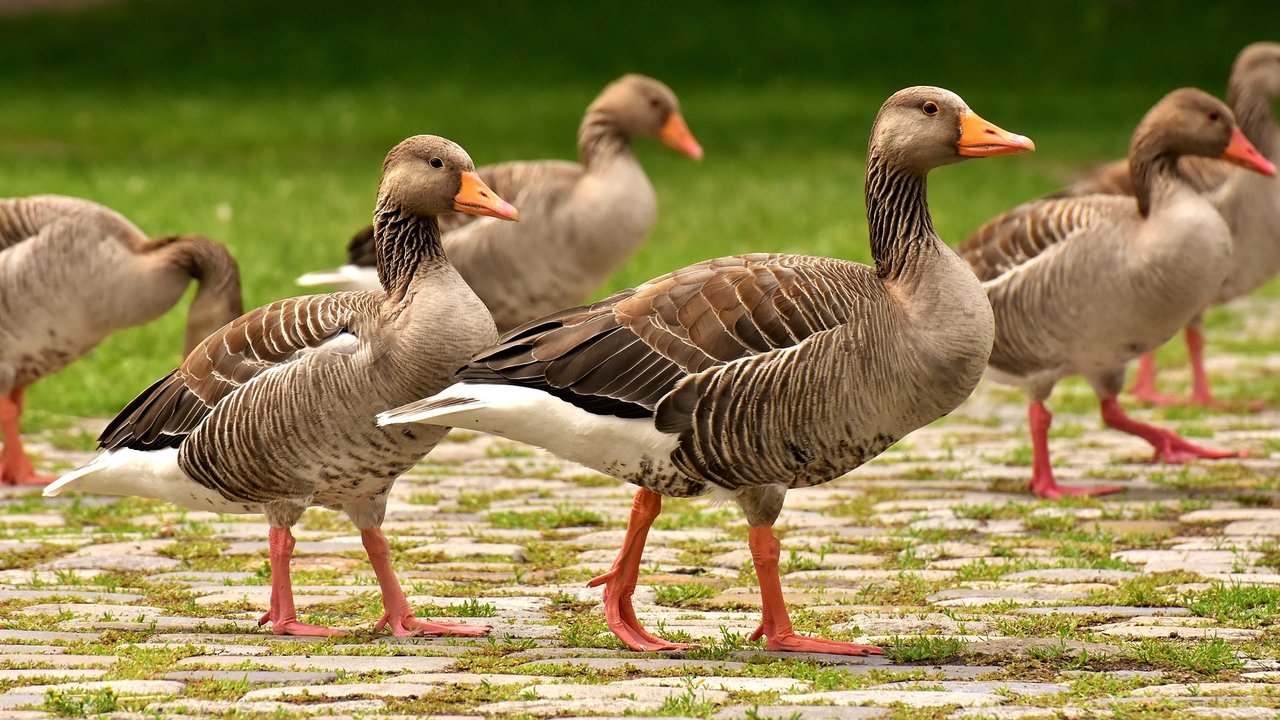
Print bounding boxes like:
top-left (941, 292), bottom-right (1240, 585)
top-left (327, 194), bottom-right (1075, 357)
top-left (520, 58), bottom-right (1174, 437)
top-left (0, 0), bottom-right (1275, 419)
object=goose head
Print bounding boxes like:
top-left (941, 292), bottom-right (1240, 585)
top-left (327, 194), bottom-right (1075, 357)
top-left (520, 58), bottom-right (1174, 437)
top-left (593, 74), bottom-right (703, 159)
top-left (1232, 42), bottom-right (1280, 102)
top-left (378, 135), bottom-right (520, 221)
top-left (869, 86), bottom-right (1035, 174)
top-left (1133, 88), bottom-right (1275, 175)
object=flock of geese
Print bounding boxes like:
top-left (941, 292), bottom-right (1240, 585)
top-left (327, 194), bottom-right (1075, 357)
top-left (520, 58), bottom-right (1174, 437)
top-left (0, 44), bottom-right (1269, 654)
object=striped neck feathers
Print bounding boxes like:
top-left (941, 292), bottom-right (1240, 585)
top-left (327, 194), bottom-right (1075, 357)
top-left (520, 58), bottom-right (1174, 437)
top-left (1228, 81), bottom-right (1279, 160)
top-left (577, 105), bottom-right (636, 171)
top-left (864, 154), bottom-right (936, 280)
top-left (372, 198), bottom-right (446, 298)
top-left (1128, 136), bottom-right (1186, 218)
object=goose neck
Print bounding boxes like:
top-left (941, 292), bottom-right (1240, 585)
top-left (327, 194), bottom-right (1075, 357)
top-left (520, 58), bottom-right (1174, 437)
top-left (577, 107), bottom-right (634, 172)
top-left (1128, 138), bottom-right (1182, 218)
top-left (864, 153), bottom-right (936, 280)
top-left (1228, 82), bottom-right (1279, 160)
top-left (372, 198), bottom-right (446, 300)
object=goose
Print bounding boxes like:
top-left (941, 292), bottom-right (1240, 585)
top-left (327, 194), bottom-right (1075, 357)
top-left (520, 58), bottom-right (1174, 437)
top-left (46, 136), bottom-right (520, 637)
top-left (378, 87), bottom-right (1033, 655)
top-left (957, 88), bottom-right (1276, 500)
top-left (297, 74), bottom-right (703, 331)
top-left (0, 195), bottom-right (242, 486)
top-left (1054, 43), bottom-right (1280, 407)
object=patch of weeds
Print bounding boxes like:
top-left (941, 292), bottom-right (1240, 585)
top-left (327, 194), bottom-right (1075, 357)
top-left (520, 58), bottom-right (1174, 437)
top-left (653, 497), bottom-right (739, 531)
top-left (684, 625), bottom-right (760, 660)
top-left (657, 678), bottom-right (718, 717)
top-left (1024, 512), bottom-right (1079, 534)
top-left (1186, 583), bottom-right (1280, 628)
top-left (0, 543), bottom-right (71, 570)
top-left (1084, 575), bottom-right (1174, 607)
top-left (744, 708), bottom-right (803, 720)
top-left (408, 491), bottom-right (442, 506)
top-left (1000, 444), bottom-right (1034, 467)
top-left (157, 538), bottom-right (228, 562)
top-left (489, 505), bottom-right (603, 530)
top-left (546, 591), bottom-right (595, 613)
top-left (884, 635), bottom-right (963, 664)
top-left (453, 489), bottom-right (531, 513)
top-left (952, 503), bottom-right (997, 521)
top-left (56, 496), bottom-right (166, 531)
top-left (1129, 636), bottom-right (1244, 675)
top-left (993, 613), bottom-right (1084, 639)
top-left (854, 572), bottom-right (939, 606)
top-left (42, 688), bottom-right (117, 717)
top-left (44, 426), bottom-right (99, 452)
top-left (551, 609), bottom-right (621, 649)
top-left (182, 677), bottom-right (252, 701)
top-left (825, 487), bottom-right (907, 520)
top-left (1257, 540), bottom-right (1280, 570)
top-left (486, 441), bottom-right (534, 459)
top-left (383, 681), bottom-right (526, 716)
top-left (446, 598), bottom-right (497, 618)
top-left (654, 582), bottom-right (719, 608)
top-left (298, 508), bottom-right (349, 532)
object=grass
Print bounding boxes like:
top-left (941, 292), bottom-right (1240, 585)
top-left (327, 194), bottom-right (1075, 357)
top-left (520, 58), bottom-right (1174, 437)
top-left (1, 0), bottom-right (1277, 418)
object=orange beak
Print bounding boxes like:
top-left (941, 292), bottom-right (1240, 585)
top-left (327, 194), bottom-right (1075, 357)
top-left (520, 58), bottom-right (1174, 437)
top-left (957, 111), bottom-right (1036, 157)
top-left (453, 171), bottom-right (519, 221)
top-left (658, 113), bottom-right (704, 160)
top-left (1221, 126), bottom-right (1277, 176)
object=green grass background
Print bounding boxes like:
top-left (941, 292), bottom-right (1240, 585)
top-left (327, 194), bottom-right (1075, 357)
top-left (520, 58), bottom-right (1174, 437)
top-left (1, 0), bottom-right (1276, 420)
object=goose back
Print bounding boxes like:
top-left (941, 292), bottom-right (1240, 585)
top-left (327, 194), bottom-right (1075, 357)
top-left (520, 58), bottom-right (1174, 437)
top-left (0, 195), bottom-right (240, 394)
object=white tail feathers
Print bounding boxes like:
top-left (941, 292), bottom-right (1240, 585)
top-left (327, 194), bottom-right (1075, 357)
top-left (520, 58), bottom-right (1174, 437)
top-left (295, 265), bottom-right (379, 292)
top-left (42, 448), bottom-right (254, 513)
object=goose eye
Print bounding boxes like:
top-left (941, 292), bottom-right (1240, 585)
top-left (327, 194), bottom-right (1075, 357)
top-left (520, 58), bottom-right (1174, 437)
top-left (1207, 112), bottom-right (1221, 122)
top-left (429, 157), bottom-right (444, 169)
top-left (649, 98), bottom-right (662, 109)
top-left (922, 101), bottom-right (939, 116)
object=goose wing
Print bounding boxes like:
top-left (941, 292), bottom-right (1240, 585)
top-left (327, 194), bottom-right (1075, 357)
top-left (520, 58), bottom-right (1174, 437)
top-left (99, 292), bottom-right (377, 451)
top-left (459, 253), bottom-right (873, 418)
top-left (957, 197), bottom-right (1121, 282)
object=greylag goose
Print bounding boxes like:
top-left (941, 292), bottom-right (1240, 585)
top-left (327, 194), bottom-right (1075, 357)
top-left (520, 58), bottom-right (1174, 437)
top-left (1054, 43), bottom-right (1280, 407)
top-left (46, 136), bottom-right (520, 637)
top-left (297, 74), bottom-right (702, 331)
top-left (378, 87), bottom-right (1033, 655)
top-left (958, 88), bottom-right (1275, 500)
top-left (0, 195), bottom-right (242, 486)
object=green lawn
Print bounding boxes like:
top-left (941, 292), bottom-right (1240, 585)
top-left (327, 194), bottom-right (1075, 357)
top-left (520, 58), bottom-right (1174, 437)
top-left (0, 0), bottom-right (1276, 420)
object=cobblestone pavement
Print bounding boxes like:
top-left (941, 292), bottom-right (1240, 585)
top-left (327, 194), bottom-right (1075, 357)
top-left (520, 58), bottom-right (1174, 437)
top-left (3, 302), bottom-right (1280, 718)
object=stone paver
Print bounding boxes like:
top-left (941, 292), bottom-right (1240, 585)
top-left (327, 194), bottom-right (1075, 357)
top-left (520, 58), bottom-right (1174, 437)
top-left (6, 298), bottom-right (1280, 717)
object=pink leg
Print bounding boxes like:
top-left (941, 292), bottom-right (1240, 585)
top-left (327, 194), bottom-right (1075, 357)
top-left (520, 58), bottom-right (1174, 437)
top-left (258, 526), bottom-right (344, 636)
top-left (1127, 352), bottom-right (1184, 406)
top-left (747, 525), bottom-right (883, 656)
top-left (1185, 326), bottom-right (1216, 406)
top-left (360, 527), bottom-right (489, 638)
top-left (0, 388), bottom-right (55, 487)
top-left (587, 488), bottom-right (694, 652)
top-left (1028, 402), bottom-right (1123, 499)
top-left (1100, 398), bottom-right (1245, 463)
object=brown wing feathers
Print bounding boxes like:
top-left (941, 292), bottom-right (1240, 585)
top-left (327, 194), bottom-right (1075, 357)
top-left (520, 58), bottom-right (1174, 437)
top-left (458, 254), bottom-right (866, 424)
top-left (99, 294), bottom-right (370, 451)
